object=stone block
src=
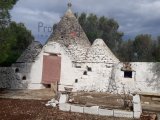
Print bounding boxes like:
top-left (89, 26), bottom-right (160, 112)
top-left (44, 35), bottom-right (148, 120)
top-left (84, 106), bottom-right (99, 115)
top-left (70, 105), bottom-right (84, 113)
top-left (133, 95), bottom-right (142, 113)
top-left (133, 95), bottom-right (140, 103)
top-left (114, 110), bottom-right (133, 118)
top-left (134, 112), bottom-right (141, 119)
top-left (134, 103), bottom-right (141, 112)
top-left (99, 109), bottom-right (113, 116)
top-left (59, 103), bottom-right (71, 112)
top-left (59, 94), bottom-right (68, 103)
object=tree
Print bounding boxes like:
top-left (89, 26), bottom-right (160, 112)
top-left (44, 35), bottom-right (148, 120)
top-left (132, 34), bottom-right (154, 62)
top-left (77, 13), bottom-right (123, 55)
top-left (153, 36), bottom-right (160, 62)
top-left (0, 0), bottom-right (34, 66)
top-left (0, 0), bottom-right (18, 29)
top-left (118, 40), bottom-right (134, 62)
top-left (0, 22), bottom-right (34, 66)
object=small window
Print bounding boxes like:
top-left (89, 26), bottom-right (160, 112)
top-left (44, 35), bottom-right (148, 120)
top-left (75, 66), bottom-right (81, 68)
top-left (22, 76), bottom-right (26, 80)
top-left (87, 66), bottom-right (92, 72)
top-left (83, 71), bottom-right (87, 75)
top-left (44, 84), bottom-right (51, 88)
top-left (15, 68), bottom-right (19, 73)
top-left (124, 71), bottom-right (132, 78)
top-left (50, 54), bottom-right (58, 56)
top-left (75, 79), bottom-right (78, 83)
top-left (75, 63), bottom-right (81, 68)
top-left (106, 65), bottom-right (111, 68)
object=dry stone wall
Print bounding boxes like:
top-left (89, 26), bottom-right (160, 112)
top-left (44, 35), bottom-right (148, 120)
top-left (0, 67), bottom-right (28, 89)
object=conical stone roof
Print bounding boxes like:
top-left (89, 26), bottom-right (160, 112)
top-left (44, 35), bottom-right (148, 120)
top-left (17, 41), bottom-right (42, 63)
top-left (86, 39), bottom-right (119, 63)
top-left (47, 7), bottom-right (91, 48)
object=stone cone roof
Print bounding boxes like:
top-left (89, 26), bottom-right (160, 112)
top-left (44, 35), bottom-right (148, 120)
top-left (47, 8), bottom-right (91, 48)
top-left (86, 39), bottom-right (119, 63)
top-left (16, 41), bottom-right (42, 63)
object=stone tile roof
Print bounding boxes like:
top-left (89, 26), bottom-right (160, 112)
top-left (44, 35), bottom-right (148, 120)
top-left (67, 45), bottom-right (88, 62)
top-left (16, 41), bottom-right (42, 63)
top-left (47, 8), bottom-right (91, 48)
top-left (86, 39), bottom-right (119, 63)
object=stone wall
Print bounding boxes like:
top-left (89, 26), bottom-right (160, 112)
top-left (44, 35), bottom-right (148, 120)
top-left (58, 94), bottom-right (142, 119)
top-left (59, 103), bottom-right (139, 119)
top-left (0, 67), bottom-right (28, 89)
top-left (113, 62), bottom-right (160, 94)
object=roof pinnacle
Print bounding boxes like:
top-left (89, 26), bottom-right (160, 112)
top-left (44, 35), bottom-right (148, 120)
top-left (67, 0), bottom-right (72, 9)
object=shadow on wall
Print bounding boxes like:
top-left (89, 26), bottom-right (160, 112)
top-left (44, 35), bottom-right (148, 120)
top-left (147, 63), bottom-right (160, 91)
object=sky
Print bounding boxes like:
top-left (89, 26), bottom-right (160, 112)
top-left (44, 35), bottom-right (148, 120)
top-left (10, 0), bottom-right (160, 44)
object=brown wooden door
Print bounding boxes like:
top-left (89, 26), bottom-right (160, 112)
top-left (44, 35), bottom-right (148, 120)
top-left (42, 55), bottom-right (61, 84)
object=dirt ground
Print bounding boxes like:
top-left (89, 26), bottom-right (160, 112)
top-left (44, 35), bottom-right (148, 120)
top-left (0, 98), bottom-right (136, 120)
top-left (70, 92), bottom-right (132, 110)
top-left (0, 88), bottom-right (54, 100)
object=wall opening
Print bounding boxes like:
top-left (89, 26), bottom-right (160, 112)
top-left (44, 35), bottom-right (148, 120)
top-left (87, 66), bottom-right (92, 72)
top-left (15, 68), bottom-right (19, 73)
top-left (75, 66), bottom-right (81, 68)
top-left (83, 71), bottom-right (87, 75)
top-left (124, 71), bottom-right (132, 78)
top-left (75, 63), bottom-right (81, 68)
top-left (22, 76), bottom-right (26, 80)
top-left (44, 84), bottom-right (51, 88)
top-left (75, 79), bottom-right (78, 83)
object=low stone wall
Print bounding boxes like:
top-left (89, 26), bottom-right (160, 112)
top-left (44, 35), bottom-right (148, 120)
top-left (59, 104), bottom-right (136, 118)
top-left (58, 93), bottom-right (142, 119)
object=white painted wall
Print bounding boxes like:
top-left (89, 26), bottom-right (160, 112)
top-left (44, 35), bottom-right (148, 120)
top-left (28, 42), bottom-right (77, 90)
top-left (27, 41), bottom-right (160, 95)
top-left (73, 63), bottom-right (114, 92)
top-left (114, 62), bottom-right (160, 94)
top-left (28, 50), bottom-right (44, 89)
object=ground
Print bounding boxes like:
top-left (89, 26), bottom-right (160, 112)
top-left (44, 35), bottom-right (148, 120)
top-left (0, 98), bottom-right (135, 120)
top-left (0, 88), bottom-right (54, 100)
top-left (0, 89), bottom-right (136, 120)
top-left (1, 89), bottom-right (158, 120)
top-left (70, 92), bottom-right (132, 110)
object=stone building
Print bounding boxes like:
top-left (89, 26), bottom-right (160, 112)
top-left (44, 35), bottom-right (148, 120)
top-left (0, 3), bottom-right (159, 95)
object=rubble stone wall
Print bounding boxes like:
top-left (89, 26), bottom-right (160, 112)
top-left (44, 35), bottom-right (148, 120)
top-left (0, 67), bottom-right (28, 89)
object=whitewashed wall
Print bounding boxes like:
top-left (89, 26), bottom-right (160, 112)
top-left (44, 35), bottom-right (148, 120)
top-left (114, 62), bottom-right (160, 94)
top-left (28, 42), bottom-right (77, 90)
top-left (73, 63), bottom-right (113, 92)
top-left (27, 41), bottom-right (160, 94)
